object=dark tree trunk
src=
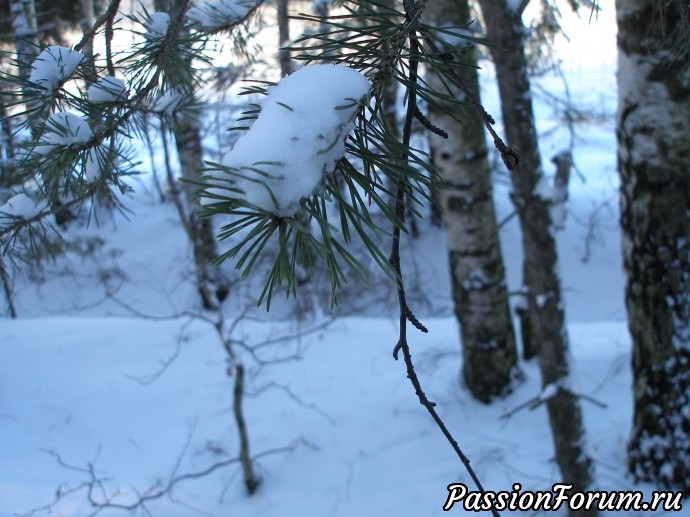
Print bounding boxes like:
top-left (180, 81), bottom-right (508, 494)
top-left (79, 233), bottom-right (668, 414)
top-left (477, 0), bottom-right (596, 508)
top-left (617, 0), bottom-right (690, 494)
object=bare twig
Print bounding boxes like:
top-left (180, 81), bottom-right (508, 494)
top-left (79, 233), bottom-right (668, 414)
top-left (248, 381), bottom-right (337, 425)
top-left (389, 5), bottom-right (499, 516)
top-left (23, 443), bottom-right (295, 516)
top-left (501, 387), bottom-right (607, 421)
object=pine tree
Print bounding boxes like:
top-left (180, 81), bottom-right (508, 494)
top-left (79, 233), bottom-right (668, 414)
top-left (617, 0), bottom-right (690, 494)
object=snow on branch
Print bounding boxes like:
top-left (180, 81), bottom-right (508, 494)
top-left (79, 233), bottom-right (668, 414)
top-left (143, 11), bottom-right (171, 40)
top-left (187, 0), bottom-right (263, 31)
top-left (29, 46), bottom-right (83, 94)
top-left (87, 77), bottom-right (129, 103)
top-left (203, 64), bottom-right (370, 217)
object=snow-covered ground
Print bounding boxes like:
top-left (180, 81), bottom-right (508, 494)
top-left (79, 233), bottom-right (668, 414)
top-left (4, 5), bottom-right (677, 517)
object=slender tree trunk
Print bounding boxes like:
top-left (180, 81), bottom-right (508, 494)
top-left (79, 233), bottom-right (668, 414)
top-left (617, 0), bottom-right (690, 494)
top-left (425, 0), bottom-right (519, 402)
top-left (11, 0), bottom-right (40, 137)
top-left (155, 0), bottom-right (228, 309)
top-left (0, 54), bottom-right (17, 189)
top-left (80, 0), bottom-right (98, 85)
top-left (277, 0), bottom-right (291, 77)
top-left (11, 0), bottom-right (39, 83)
top-left (477, 0), bottom-right (596, 507)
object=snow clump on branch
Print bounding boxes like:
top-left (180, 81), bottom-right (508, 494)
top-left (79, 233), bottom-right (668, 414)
top-left (29, 46), bottom-right (83, 94)
top-left (33, 112), bottom-right (102, 183)
top-left (34, 112), bottom-right (93, 155)
top-left (187, 0), bottom-right (260, 31)
top-left (143, 12), bottom-right (170, 40)
top-left (206, 64), bottom-right (370, 217)
top-left (0, 193), bottom-right (46, 222)
top-left (88, 76), bottom-right (129, 103)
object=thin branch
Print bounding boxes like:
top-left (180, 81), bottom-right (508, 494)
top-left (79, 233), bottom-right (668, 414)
top-left (420, 35), bottom-right (520, 172)
top-left (75, 0), bottom-right (122, 53)
top-left (389, 4), bottom-right (499, 515)
top-left (501, 387), bottom-right (607, 421)
top-left (0, 255), bottom-right (17, 318)
top-left (23, 445), bottom-right (295, 516)
top-left (233, 364), bottom-right (260, 494)
top-left (104, 0), bottom-right (121, 76)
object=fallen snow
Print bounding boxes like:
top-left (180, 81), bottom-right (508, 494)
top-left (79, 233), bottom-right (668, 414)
top-left (205, 64), bottom-right (370, 216)
top-left (29, 46), bottom-right (83, 94)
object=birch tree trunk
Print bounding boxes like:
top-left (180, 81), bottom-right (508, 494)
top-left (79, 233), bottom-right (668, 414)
top-left (477, 0), bottom-right (596, 507)
top-left (617, 0), bottom-right (690, 493)
top-left (11, 0), bottom-right (40, 137)
top-left (11, 0), bottom-right (39, 83)
top-left (425, 0), bottom-right (519, 402)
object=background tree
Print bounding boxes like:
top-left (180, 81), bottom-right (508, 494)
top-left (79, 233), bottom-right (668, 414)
top-left (153, 0), bottom-right (231, 310)
top-left (476, 0), bottom-right (596, 506)
top-left (277, 0), bottom-right (291, 76)
top-left (425, 0), bottom-right (519, 402)
top-left (616, 0), bottom-right (690, 494)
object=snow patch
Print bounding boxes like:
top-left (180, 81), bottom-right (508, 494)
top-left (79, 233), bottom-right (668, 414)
top-left (435, 23), bottom-right (480, 49)
top-left (0, 193), bottom-right (45, 221)
top-left (151, 90), bottom-right (185, 117)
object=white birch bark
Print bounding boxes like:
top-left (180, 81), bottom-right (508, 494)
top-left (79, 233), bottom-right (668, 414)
top-left (424, 0), bottom-right (519, 402)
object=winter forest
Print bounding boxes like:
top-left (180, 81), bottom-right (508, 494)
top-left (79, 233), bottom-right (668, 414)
top-left (1, 0), bottom-right (689, 515)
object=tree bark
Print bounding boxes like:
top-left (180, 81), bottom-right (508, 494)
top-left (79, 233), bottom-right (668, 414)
top-left (155, 0), bottom-right (229, 309)
top-left (11, 0), bottom-right (39, 83)
top-left (477, 0), bottom-right (596, 508)
top-left (616, 0), bottom-right (690, 494)
top-left (79, 0), bottom-right (98, 85)
top-left (425, 0), bottom-right (519, 402)
top-left (277, 0), bottom-right (291, 77)
top-left (11, 0), bottom-right (40, 137)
